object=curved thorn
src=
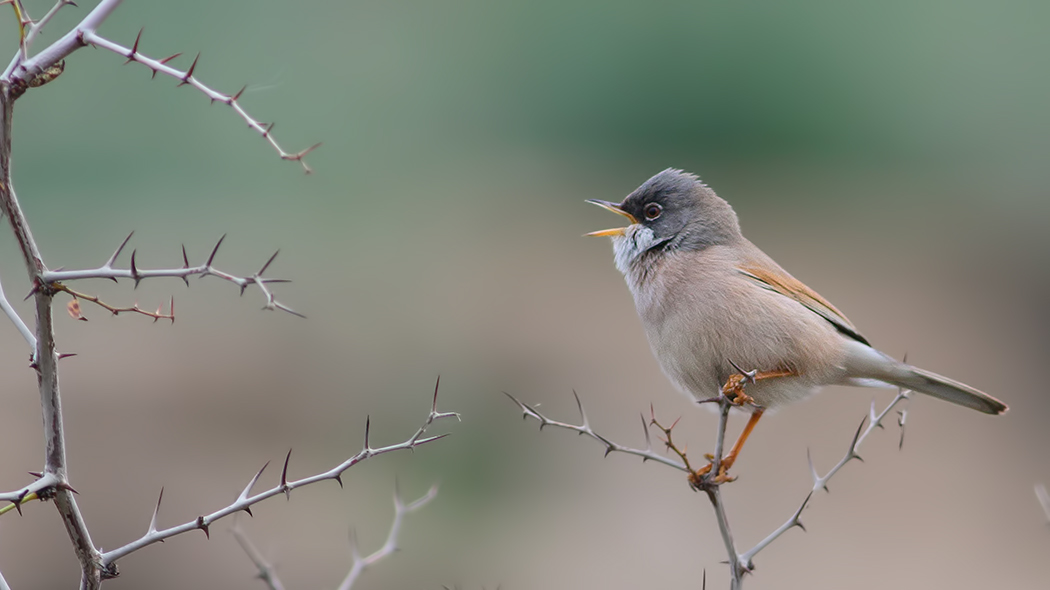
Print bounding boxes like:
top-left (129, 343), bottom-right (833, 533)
top-left (196, 516), bottom-right (210, 539)
top-left (206, 234), bottom-right (226, 267)
top-left (125, 27), bottom-right (143, 63)
top-left (130, 250), bottom-right (140, 288)
top-left (849, 416), bottom-right (866, 455)
top-left (106, 231), bottom-right (134, 267)
top-left (179, 52), bottom-right (200, 86)
top-left (280, 449), bottom-right (292, 499)
top-left (239, 461), bottom-right (269, 502)
top-left (572, 389), bottom-right (587, 425)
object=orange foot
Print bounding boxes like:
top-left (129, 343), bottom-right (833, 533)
top-left (688, 459), bottom-right (737, 488)
top-left (686, 366), bottom-right (796, 489)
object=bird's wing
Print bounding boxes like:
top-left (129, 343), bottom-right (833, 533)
top-left (736, 265), bottom-right (871, 346)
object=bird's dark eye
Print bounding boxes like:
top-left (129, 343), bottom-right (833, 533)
top-left (643, 202), bottom-right (662, 220)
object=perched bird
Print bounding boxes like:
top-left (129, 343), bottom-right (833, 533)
top-left (587, 168), bottom-right (1006, 479)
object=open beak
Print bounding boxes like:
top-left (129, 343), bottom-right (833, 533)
top-left (585, 199), bottom-right (637, 237)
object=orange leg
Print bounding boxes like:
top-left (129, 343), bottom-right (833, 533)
top-left (718, 408), bottom-right (763, 474)
top-left (689, 367), bottom-right (795, 486)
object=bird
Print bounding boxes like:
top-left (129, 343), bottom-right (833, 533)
top-left (586, 168), bottom-right (1007, 481)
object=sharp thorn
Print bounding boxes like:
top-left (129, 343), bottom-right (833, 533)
top-left (130, 250), bottom-right (140, 288)
top-left (415, 432), bottom-right (451, 445)
top-left (206, 234), bottom-right (226, 267)
top-left (432, 376), bottom-right (441, 413)
top-left (280, 449), bottom-right (292, 498)
top-left (131, 27), bottom-right (143, 53)
top-left (179, 52), bottom-right (200, 86)
top-left (258, 250), bottom-right (279, 276)
top-left (240, 460), bottom-right (269, 501)
top-left (106, 231), bottom-right (134, 267)
top-left (148, 488), bottom-right (164, 534)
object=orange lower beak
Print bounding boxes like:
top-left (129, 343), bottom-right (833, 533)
top-left (585, 199), bottom-right (637, 237)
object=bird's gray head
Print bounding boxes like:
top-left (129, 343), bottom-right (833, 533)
top-left (587, 168), bottom-right (741, 275)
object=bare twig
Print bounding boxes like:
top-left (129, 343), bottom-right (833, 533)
top-left (338, 484), bottom-right (439, 590)
top-left (44, 234), bottom-right (303, 318)
top-left (58, 285), bottom-right (174, 323)
top-left (2, 0), bottom-right (122, 82)
top-left (19, 0), bottom-right (77, 55)
top-left (503, 390), bottom-right (687, 471)
top-left (100, 384), bottom-right (457, 572)
top-left (0, 272), bottom-right (35, 348)
top-left (1036, 484), bottom-right (1050, 526)
top-left (83, 31), bottom-right (319, 172)
top-left (508, 387), bottom-right (912, 589)
top-left (0, 2), bottom-right (319, 587)
top-left (1, 0), bottom-right (317, 171)
top-left (231, 519), bottom-right (287, 590)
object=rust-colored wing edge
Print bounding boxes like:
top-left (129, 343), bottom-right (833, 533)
top-left (737, 265), bottom-right (871, 346)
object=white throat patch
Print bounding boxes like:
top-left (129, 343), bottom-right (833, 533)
top-left (610, 225), bottom-right (658, 276)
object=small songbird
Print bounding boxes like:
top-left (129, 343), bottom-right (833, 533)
top-left (587, 169), bottom-right (1007, 478)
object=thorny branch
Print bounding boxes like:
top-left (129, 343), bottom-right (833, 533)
top-left (0, 2), bottom-right (319, 587)
top-left (60, 286), bottom-right (174, 323)
top-left (99, 383), bottom-right (458, 575)
top-left (232, 485), bottom-right (439, 590)
top-left (503, 390), bottom-right (688, 472)
top-left (2, 0), bottom-right (318, 171)
top-left (44, 232), bottom-right (303, 318)
top-left (507, 386), bottom-right (911, 589)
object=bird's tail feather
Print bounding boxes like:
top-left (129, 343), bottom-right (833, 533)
top-left (881, 366), bottom-right (1007, 415)
top-left (841, 341), bottom-right (1007, 415)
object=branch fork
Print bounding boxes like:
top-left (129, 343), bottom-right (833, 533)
top-left (508, 379), bottom-right (912, 588)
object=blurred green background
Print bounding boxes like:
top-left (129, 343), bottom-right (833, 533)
top-left (0, 0), bottom-right (1048, 588)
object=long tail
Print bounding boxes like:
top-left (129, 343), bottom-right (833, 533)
top-left (843, 341), bottom-right (1008, 415)
top-left (880, 366), bottom-right (1007, 415)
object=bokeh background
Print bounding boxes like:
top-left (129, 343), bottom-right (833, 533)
top-left (0, 1), bottom-right (1047, 588)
